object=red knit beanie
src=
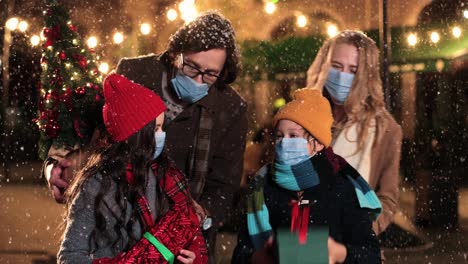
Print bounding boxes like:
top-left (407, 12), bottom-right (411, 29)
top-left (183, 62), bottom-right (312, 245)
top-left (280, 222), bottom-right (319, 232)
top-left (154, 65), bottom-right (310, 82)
top-left (102, 73), bottom-right (166, 142)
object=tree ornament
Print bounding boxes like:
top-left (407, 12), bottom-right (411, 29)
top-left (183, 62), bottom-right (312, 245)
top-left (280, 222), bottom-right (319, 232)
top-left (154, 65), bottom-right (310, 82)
top-left (68, 23), bottom-right (77, 32)
top-left (59, 51), bottom-right (66, 60)
top-left (43, 27), bottom-right (50, 37)
top-left (74, 86), bottom-right (86, 96)
top-left (45, 122), bottom-right (60, 139)
top-left (45, 39), bottom-right (54, 47)
top-left (78, 58), bottom-right (88, 69)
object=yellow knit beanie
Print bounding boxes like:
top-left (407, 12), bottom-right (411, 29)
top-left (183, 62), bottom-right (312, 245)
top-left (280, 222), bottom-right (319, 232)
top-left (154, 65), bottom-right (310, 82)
top-left (273, 88), bottom-right (333, 147)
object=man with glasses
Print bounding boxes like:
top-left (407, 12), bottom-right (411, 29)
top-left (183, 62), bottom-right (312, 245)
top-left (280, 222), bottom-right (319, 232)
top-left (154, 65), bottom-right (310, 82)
top-left (44, 11), bottom-right (247, 262)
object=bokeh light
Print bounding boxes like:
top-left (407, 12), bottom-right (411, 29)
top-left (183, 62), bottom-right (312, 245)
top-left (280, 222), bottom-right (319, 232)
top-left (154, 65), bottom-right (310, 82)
top-left (265, 2), bottom-right (277, 15)
top-left (140, 23), bottom-right (151, 35)
top-left (6, 17), bottom-right (19, 31)
top-left (297, 15), bottom-right (307, 28)
top-left (407, 33), bottom-right (418, 46)
top-left (87, 36), bottom-right (98, 49)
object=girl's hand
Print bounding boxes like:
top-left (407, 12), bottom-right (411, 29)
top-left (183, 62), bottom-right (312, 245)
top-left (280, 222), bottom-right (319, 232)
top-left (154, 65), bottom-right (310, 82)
top-left (328, 237), bottom-right (347, 264)
top-left (177, 249), bottom-right (196, 264)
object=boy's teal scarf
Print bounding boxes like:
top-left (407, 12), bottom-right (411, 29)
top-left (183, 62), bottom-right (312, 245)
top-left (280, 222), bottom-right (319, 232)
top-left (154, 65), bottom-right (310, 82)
top-left (246, 148), bottom-right (382, 249)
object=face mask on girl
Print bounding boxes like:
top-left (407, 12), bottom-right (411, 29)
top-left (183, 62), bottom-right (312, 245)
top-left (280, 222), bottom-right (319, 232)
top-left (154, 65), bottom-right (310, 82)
top-left (275, 138), bottom-right (312, 166)
top-left (153, 131), bottom-right (166, 159)
top-left (324, 67), bottom-right (355, 104)
top-left (171, 72), bottom-right (210, 103)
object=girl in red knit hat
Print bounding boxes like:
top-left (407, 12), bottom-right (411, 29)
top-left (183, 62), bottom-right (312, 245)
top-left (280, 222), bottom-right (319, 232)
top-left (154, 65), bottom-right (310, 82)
top-left (58, 73), bottom-right (208, 264)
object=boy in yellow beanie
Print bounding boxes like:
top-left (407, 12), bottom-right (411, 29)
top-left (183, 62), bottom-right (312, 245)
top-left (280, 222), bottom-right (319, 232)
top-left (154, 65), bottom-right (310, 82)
top-left (232, 88), bottom-right (382, 264)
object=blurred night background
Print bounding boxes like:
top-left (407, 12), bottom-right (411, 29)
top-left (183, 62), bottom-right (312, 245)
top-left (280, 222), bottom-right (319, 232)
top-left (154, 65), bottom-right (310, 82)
top-left (0, 0), bottom-right (467, 263)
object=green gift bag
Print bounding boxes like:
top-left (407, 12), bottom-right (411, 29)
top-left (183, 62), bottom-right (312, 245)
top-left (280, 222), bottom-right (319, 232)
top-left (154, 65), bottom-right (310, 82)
top-left (277, 226), bottom-right (329, 264)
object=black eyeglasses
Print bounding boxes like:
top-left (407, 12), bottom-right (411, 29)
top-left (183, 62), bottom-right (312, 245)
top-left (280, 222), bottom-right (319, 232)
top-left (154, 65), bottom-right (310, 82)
top-left (180, 54), bottom-right (221, 84)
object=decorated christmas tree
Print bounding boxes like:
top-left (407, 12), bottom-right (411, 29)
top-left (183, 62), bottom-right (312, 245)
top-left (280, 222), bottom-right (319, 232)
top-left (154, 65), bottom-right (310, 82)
top-left (35, 0), bottom-right (104, 160)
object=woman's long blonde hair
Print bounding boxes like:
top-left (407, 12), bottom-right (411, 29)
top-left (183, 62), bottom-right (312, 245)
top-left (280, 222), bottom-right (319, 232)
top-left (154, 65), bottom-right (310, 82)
top-left (306, 30), bottom-right (392, 151)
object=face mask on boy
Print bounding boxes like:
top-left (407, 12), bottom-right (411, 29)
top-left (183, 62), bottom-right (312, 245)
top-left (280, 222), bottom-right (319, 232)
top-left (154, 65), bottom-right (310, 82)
top-left (171, 72), bottom-right (210, 103)
top-left (324, 68), bottom-right (354, 104)
top-left (275, 138), bottom-right (312, 166)
top-left (153, 131), bottom-right (166, 159)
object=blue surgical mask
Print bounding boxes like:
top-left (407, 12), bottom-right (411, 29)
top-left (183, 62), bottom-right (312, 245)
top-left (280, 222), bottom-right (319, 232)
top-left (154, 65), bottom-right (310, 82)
top-left (171, 72), bottom-right (210, 103)
top-left (324, 67), bottom-right (355, 104)
top-left (153, 131), bottom-right (166, 159)
top-left (275, 138), bottom-right (311, 165)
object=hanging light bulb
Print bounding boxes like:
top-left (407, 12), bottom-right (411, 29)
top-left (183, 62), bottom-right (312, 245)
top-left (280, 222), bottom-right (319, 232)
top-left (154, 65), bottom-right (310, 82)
top-left (452, 26), bottom-right (462, 38)
top-left (99, 62), bottom-right (109, 74)
top-left (140, 23), bottom-right (151, 35)
top-left (430, 31), bottom-right (440, 43)
top-left (179, 0), bottom-right (198, 23)
top-left (113, 32), bottom-right (124, 44)
top-left (18, 21), bottom-right (28, 32)
top-left (327, 24), bottom-right (338, 38)
top-left (30, 35), bottom-right (40, 46)
top-left (297, 15), bottom-right (307, 28)
top-left (264, 2), bottom-right (277, 15)
top-left (407, 33), bottom-right (417, 46)
top-left (5, 17), bottom-right (19, 31)
top-left (167, 9), bottom-right (178, 21)
top-left (87, 36), bottom-right (98, 48)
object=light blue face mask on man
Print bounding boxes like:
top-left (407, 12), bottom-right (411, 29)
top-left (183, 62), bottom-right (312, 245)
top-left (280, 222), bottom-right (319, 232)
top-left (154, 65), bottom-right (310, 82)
top-left (171, 72), bottom-right (210, 103)
top-left (324, 67), bottom-right (355, 104)
top-left (275, 138), bottom-right (312, 166)
top-left (153, 131), bottom-right (166, 159)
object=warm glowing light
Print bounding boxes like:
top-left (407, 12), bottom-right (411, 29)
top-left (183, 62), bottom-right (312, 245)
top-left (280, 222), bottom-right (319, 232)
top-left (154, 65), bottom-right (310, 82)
top-left (327, 24), bottom-right (338, 38)
top-left (167, 9), bottom-right (178, 21)
top-left (265, 2), bottom-right (277, 15)
top-left (30, 35), bottom-right (40, 46)
top-left (113, 32), bottom-right (124, 44)
top-left (297, 15), bottom-right (307, 28)
top-left (463, 10), bottom-right (468, 19)
top-left (99, 62), bottom-right (109, 74)
top-left (140, 23), bottom-right (151, 35)
top-left (179, 0), bottom-right (198, 22)
top-left (178, 0), bottom-right (191, 12)
top-left (6, 17), bottom-right (19, 31)
top-left (407, 33), bottom-right (417, 46)
top-left (430, 31), bottom-right (440, 43)
top-left (18, 21), bottom-right (28, 32)
top-left (87, 36), bottom-right (98, 48)
top-left (452, 26), bottom-right (462, 38)
top-left (181, 7), bottom-right (198, 22)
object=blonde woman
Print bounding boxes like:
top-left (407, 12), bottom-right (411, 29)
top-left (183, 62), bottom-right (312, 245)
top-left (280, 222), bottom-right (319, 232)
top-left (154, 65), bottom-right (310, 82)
top-left (306, 30), bottom-right (402, 236)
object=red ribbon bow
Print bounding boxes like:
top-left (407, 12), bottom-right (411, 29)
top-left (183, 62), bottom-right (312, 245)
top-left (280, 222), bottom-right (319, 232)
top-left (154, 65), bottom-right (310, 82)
top-left (290, 199), bottom-right (310, 245)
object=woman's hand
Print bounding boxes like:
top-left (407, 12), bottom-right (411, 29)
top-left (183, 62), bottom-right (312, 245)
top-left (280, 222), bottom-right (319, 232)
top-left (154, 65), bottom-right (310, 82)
top-left (328, 237), bottom-right (347, 264)
top-left (177, 249), bottom-right (196, 264)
